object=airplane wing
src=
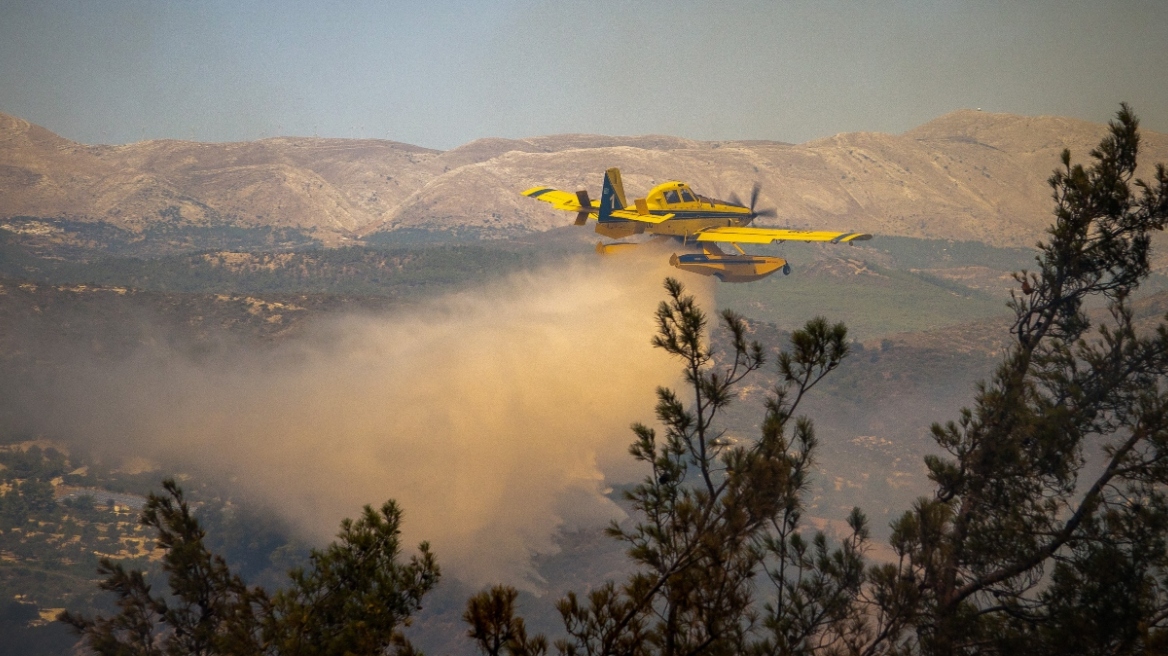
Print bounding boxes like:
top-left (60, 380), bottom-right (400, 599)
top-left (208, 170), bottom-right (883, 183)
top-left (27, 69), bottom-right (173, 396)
top-left (695, 226), bottom-right (872, 244)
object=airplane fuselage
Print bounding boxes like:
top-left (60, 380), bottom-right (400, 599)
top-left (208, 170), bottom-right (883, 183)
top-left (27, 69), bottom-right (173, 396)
top-left (596, 180), bottom-right (753, 242)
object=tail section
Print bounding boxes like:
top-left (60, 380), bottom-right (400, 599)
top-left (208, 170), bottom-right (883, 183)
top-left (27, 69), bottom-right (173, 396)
top-left (598, 168), bottom-right (628, 222)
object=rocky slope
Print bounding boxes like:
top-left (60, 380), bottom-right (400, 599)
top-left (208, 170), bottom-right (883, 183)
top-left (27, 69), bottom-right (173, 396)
top-left (2, 110), bottom-right (1165, 248)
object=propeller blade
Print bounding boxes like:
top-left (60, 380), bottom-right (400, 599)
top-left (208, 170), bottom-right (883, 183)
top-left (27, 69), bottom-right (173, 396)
top-left (728, 192), bottom-right (743, 207)
top-left (753, 208), bottom-right (778, 219)
top-left (749, 183), bottom-right (762, 212)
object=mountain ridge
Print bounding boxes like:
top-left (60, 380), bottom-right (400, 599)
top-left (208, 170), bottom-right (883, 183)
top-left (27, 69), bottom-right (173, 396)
top-left (2, 109), bottom-right (1165, 249)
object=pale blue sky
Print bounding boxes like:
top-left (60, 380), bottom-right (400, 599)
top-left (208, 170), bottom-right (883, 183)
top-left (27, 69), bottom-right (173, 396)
top-left (1, 0), bottom-right (1165, 149)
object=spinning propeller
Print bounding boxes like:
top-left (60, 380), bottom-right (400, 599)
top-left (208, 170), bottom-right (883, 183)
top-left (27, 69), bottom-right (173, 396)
top-left (728, 183), bottom-right (777, 223)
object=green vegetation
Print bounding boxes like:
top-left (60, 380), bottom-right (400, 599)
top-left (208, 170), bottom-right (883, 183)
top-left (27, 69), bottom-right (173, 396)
top-left (717, 261), bottom-right (1012, 341)
top-left (0, 229), bottom-right (569, 299)
top-left (854, 235), bottom-right (1037, 271)
top-left (62, 480), bottom-right (438, 656)
top-left (711, 231), bottom-right (1046, 341)
top-left (364, 227), bottom-right (532, 246)
top-left (2, 213), bottom-right (319, 259)
top-left (884, 104), bottom-right (1168, 654)
top-left (0, 444), bottom-right (156, 655)
top-left (0, 210), bottom-right (1051, 343)
top-left (69, 245), bottom-right (547, 296)
top-left (0, 206), bottom-right (1072, 346)
top-left (0, 441), bottom-right (315, 655)
top-left (2, 218), bottom-right (1041, 343)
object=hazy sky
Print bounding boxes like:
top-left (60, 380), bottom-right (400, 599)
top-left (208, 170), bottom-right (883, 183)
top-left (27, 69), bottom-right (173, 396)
top-left (1, 0), bottom-right (1165, 150)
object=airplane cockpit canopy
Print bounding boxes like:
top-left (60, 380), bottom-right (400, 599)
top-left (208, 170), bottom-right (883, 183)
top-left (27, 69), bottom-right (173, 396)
top-left (655, 182), bottom-right (698, 205)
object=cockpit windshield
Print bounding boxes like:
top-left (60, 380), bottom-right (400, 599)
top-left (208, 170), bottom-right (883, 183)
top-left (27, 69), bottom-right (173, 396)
top-left (664, 190), bottom-right (681, 204)
top-left (680, 189), bottom-right (696, 203)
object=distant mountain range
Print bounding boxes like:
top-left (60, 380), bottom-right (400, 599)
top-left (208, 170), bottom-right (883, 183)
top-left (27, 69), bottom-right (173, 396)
top-left (2, 110), bottom-right (1166, 250)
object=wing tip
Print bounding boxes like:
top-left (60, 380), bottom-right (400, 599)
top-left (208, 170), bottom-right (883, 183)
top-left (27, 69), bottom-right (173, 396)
top-left (522, 186), bottom-right (553, 198)
top-left (834, 232), bottom-right (874, 243)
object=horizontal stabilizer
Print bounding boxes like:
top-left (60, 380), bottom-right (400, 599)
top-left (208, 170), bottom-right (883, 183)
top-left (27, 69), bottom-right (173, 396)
top-left (606, 208), bottom-right (673, 224)
top-left (575, 190), bottom-right (592, 225)
top-left (523, 186), bottom-right (598, 214)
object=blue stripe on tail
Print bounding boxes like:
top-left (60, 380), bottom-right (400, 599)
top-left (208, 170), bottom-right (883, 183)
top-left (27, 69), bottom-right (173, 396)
top-left (599, 168), bottom-right (626, 222)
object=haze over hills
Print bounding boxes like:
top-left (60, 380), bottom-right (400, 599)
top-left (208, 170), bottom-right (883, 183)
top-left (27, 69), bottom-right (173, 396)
top-left (3, 110), bottom-right (1166, 250)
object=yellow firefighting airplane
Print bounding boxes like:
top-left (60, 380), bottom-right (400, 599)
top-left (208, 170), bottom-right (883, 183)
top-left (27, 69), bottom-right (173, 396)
top-left (523, 168), bottom-right (872, 282)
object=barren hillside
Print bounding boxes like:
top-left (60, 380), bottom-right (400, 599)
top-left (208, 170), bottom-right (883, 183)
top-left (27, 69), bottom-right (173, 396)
top-left (2, 110), bottom-right (1165, 248)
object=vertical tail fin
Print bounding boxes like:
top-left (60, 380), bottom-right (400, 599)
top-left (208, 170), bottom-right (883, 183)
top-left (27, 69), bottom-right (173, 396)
top-left (599, 168), bottom-right (627, 221)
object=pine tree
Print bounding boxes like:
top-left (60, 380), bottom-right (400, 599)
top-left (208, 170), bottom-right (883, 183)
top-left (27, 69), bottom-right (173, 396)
top-left (469, 278), bottom-right (863, 656)
top-left (883, 104), bottom-right (1168, 655)
top-left (61, 479), bottom-right (439, 656)
top-left (464, 585), bottom-right (548, 656)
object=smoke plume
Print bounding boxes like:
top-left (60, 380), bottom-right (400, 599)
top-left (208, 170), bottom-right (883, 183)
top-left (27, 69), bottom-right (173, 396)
top-left (31, 252), bottom-right (710, 588)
